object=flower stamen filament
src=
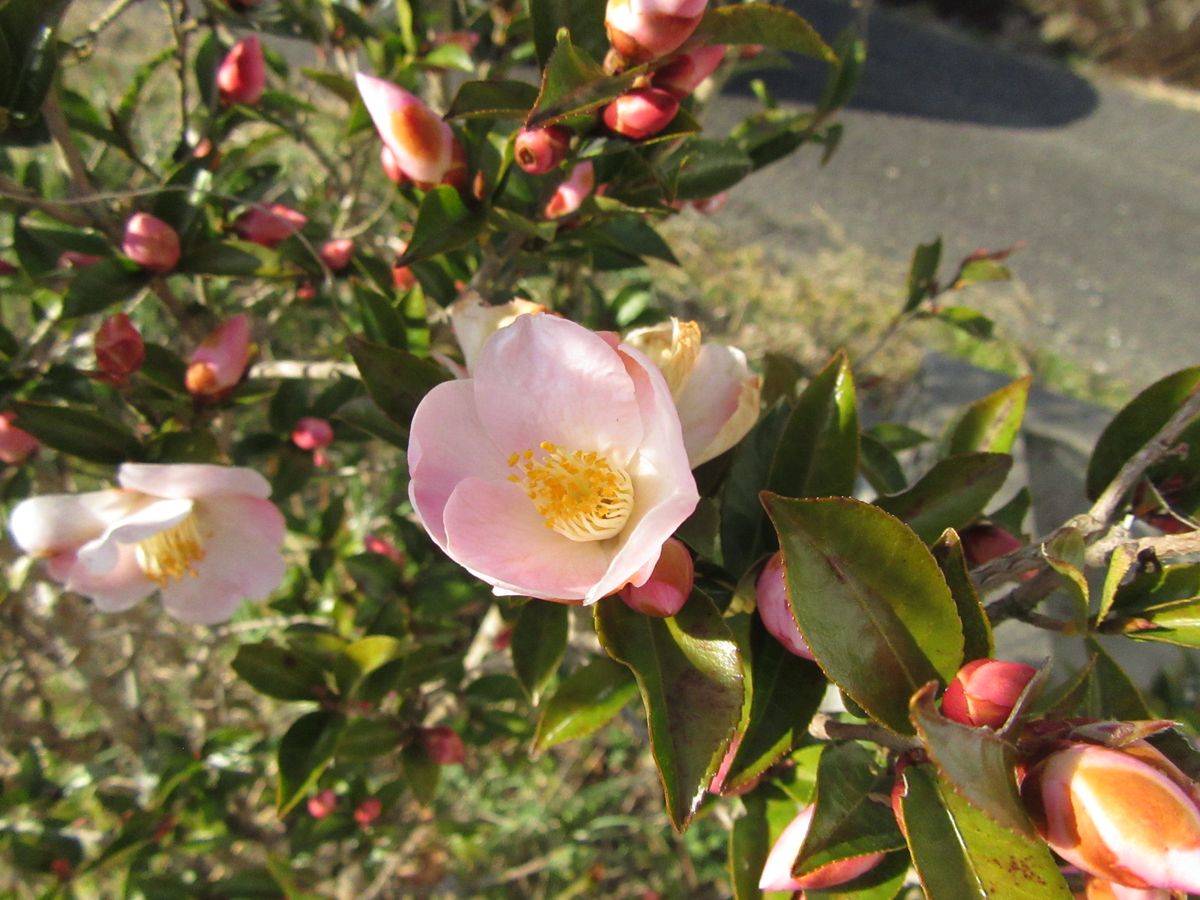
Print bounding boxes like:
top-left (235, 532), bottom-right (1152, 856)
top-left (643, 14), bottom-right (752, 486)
top-left (136, 515), bottom-right (206, 585)
top-left (508, 442), bottom-right (634, 542)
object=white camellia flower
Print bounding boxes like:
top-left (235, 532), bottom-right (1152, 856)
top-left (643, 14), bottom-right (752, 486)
top-left (9, 464), bottom-right (286, 624)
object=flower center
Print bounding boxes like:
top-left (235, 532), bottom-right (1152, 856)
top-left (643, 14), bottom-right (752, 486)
top-left (135, 514), bottom-right (206, 585)
top-left (508, 442), bottom-right (634, 542)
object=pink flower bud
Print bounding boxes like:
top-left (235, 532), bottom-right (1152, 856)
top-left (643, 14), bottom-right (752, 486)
top-left (381, 146), bottom-right (409, 185)
top-left (58, 251), bottom-right (101, 269)
top-left (292, 417), bottom-right (334, 451)
top-left (307, 788), bottom-right (337, 819)
top-left (365, 534), bottom-right (405, 565)
top-left (217, 35), bottom-right (267, 106)
top-left (296, 280), bottom-right (317, 302)
top-left (392, 242), bottom-right (417, 291)
top-left (620, 537), bottom-right (693, 617)
top-left (755, 551), bottom-right (814, 660)
top-left (603, 87), bottom-right (679, 140)
top-left (759, 804), bottom-right (886, 891)
top-left (356, 72), bottom-right (456, 185)
top-left (942, 658), bottom-right (1037, 729)
top-left (319, 238), bottom-right (354, 271)
top-left (95, 313), bottom-right (145, 381)
top-left (1022, 742), bottom-right (1200, 893)
top-left (353, 797), bottom-right (382, 826)
top-left (691, 192), bottom-right (727, 215)
top-left (961, 523), bottom-right (1024, 567)
top-left (652, 44), bottom-right (726, 98)
top-left (419, 726), bottom-right (466, 765)
top-left (605, 0), bottom-right (708, 63)
top-left (122, 212), bottom-right (180, 273)
top-left (233, 203), bottom-right (307, 248)
top-left (185, 314), bottom-right (252, 397)
top-left (514, 126), bottom-right (572, 175)
top-left (0, 413), bottom-right (38, 464)
top-left (544, 161), bottom-right (595, 219)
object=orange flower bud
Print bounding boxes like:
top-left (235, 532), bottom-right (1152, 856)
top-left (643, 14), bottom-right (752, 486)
top-left (620, 537), bottom-right (693, 617)
top-left (603, 87), bottom-right (679, 140)
top-left (942, 658), bottom-right (1037, 729)
top-left (95, 313), bottom-right (145, 382)
top-left (122, 212), bottom-right (181, 273)
top-left (186, 314), bottom-right (252, 397)
top-left (217, 35), bottom-right (266, 106)
top-left (514, 126), bottom-right (571, 175)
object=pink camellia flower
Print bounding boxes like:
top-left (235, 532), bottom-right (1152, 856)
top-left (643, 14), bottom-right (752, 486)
top-left (408, 314), bottom-right (698, 604)
top-left (233, 203), bottom-right (307, 248)
top-left (544, 161), bottom-right (595, 219)
top-left (353, 797), bottom-right (382, 826)
top-left (356, 72), bottom-right (456, 186)
top-left (604, 87), bottom-right (679, 140)
top-left (8, 463), bottom-right (286, 624)
top-left (217, 35), bottom-right (267, 106)
top-left (448, 294), bottom-right (548, 376)
top-left (624, 317), bottom-right (760, 467)
top-left (1021, 742), bottom-right (1200, 893)
top-left (514, 126), bottom-right (572, 175)
top-left (292, 417), bottom-right (334, 451)
top-left (620, 536), bottom-right (693, 616)
top-left (319, 238), bottom-right (354, 272)
top-left (759, 804), bottom-right (886, 891)
top-left (653, 45), bottom-right (726, 98)
top-left (380, 146), bottom-right (409, 185)
top-left (186, 314), bottom-right (253, 398)
top-left (754, 550), bottom-right (814, 660)
top-left (307, 788), bottom-right (337, 819)
top-left (0, 413), bottom-right (38, 464)
top-left (605, 0), bottom-right (708, 63)
top-left (419, 726), bottom-right (466, 765)
top-left (122, 212), bottom-right (181, 274)
top-left (95, 313), bottom-right (145, 382)
top-left (942, 658), bottom-right (1037, 729)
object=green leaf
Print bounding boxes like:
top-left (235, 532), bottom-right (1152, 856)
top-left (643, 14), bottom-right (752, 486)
top-left (231, 641), bottom-right (325, 701)
top-left (10, 401), bottom-right (142, 464)
top-left (693, 5), bottom-right (836, 62)
top-left (817, 28), bottom-right (866, 116)
top-left (398, 185), bottom-right (486, 265)
top-left (954, 258), bottom-right (1011, 287)
top-left (356, 287), bottom-right (407, 349)
top-left (875, 452), bottom-right (1013, 545)
top-left (276, 711), bottom-right (344, 815)
top-left (666, 138), bottom-right (754, 202)
top-left (932, 306), bottom-right (995, 339)
top-left (527, 32), bottom-right (640, 127)
top-left (60, 258), bottom-right (151, 318)
top-left (901, 763), bottom-right (1071, 899)
top-left (335, 636), bottom-right (415, 697)
top-left (723, 616), bottom-right (825, 794)
top-left (772, 349), bottom-right (859, 499)
top-left (595, 589), bottom-right (744, 830)
top-left (402, 742), bottom-right (441, 803)
top-left (931, 529), bottom-right (994, 662)
top-left (1086, 367), bottom-right (1200, 516)
top-left (177, 240), bottom-right (296, 278)
top-left (859, 433), bottom-right (907, 495)
top-left (446, 79), bottom-right (540, 120)
top-left (533, 656), bottom-right (638, 752)
top-left (944, 376), bottom-right (1030, 456)
top-left (337, 718), bottom-right (405, 761)
top-left (512, 600), bottom-right (570, 704)
top-left (764, 496), bottom-right (963, 734)
top-left (300, 68), bottom-right (357, 103)
top-left (345, 336), bottom-right (450, 437)
top-left (530, 0), bottom-right (608, 69)
top-left (909, 683), bottom-right (1034, 837)
top-left (720, 402), bottom-right (791, 580)
top-left (0, 0), bottom-right (69, 138)
top-left (1042, 528), bottom-right (1089, 628)
top-left (904, 238), bottom-right (942, 312)
top-left (869, 422), bottom-right (929, 451)
top-left (1084, 639), bottom-right (1153, 720)
top-left (1110, 562), bottom-right (1200, 615)
top-left (115, 47), bottom-right (175, 132)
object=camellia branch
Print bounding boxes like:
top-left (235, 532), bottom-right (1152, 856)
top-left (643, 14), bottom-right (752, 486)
top-left (249, 359), bottom-right (358, 380)
top-left (808, 712), bottom-right (922, 753)
top-left (0, 173), bottom-right (92, 226)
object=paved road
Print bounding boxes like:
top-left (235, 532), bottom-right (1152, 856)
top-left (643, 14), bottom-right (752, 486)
top-left (706, 0), bottom-right (1200, 392)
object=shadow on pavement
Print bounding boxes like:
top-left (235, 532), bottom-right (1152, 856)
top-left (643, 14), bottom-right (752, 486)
top-left (726, 0), bottom-right (1099, 129)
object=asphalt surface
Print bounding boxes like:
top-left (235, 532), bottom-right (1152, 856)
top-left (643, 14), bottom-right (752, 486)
top-left (705, 0), bottom-right (1200, 392)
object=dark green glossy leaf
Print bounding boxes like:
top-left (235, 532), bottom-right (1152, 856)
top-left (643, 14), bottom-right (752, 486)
top-left (721, 402), bottom-right (790, 579)
top-left (1111, 562), bottom-right (1200, 615)
top-left (764, 496), bottom-right (963, 734)
top-left (402, 742), bottom-right (441, 803)
top-left (931, 529), bottom-right (993, 662)
top-left (60, 258), bottom-right (151, 318)
top-left (816, 28), bottom-right (866, 115)
top-left (533, 656), bottom-right (638, 752)
top-left (859, 433), bottom-right (907, 495)
top-left (398, 185), bottom-right (486, 265)
top-left (954, 258), bottom-right (1011, 287)
top-left (356, 287), bottom-right (407, 349)
top-left (1043, 528), bottom-right (1089, 628)
top-left (693, 5), bottom-right (835, 61)
top-left (666, 138), bottom-right (754, 202)
top-left (904, 238), bottom-right (941, 312)
top-left (1084, 639), bottom-right (1153, 720)
top-left (446, 79), bottom-right (540, 120)
top-left (512, 600), bottom-right (570, 704)
top-left (869, 422), bottom-right (929, 451)
top-left (276, 711), bottom-right (344, 815)
top-left (909, 683), bottom-right (1033, 837)
top-left (10, 401), bottom-right (142, 464)
top-left (337, 718), bottom-right (404, 761)
top-left (177, 240), bottom-right (296, 278)
top-left (335, 636), bottom-right (416, 697)
top-left (346, 336), bottom-right (450, 437)
top-left (944, 376), bottom-right (1030, 456)
top-left (595, 588), bottom-right (744, 830)
top-left (901, 763), bottom-right (1071, 899)
top-left (300, 67), bottom-right (357, 103)
top-left (527, 32), bottom-right (640, 127)
top-left (932, 306), bottom-right (995, 339)
top-left (530, 0), bottom-right (607, 69)
top-left (875, 452), bottom-right (1012, 545)
top-left (334, 396), bottom-right (411, 448)
top-left (231, 641), bottom-right (325, 701)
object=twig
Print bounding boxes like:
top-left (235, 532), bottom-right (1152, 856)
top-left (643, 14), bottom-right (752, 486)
top-left (0, 173), bottom-right (92, 226)
top-left (68, 0), bottom-right (140, 52)
top-left (249, 359), bottom-right (358, 380)
top-left (42, 91), bottom-right (120, 239)
top-left (808, 713), bottom-right (921, 753)
top-left (162, 0), bottom-right (191, 139)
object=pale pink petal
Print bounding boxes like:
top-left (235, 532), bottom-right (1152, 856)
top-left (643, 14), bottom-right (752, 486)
top-left (760, 805), bottom-right (814, 891)
top-left (675, 343), bottom-right (760, 466)
top-left (9, 489), bottom-right (139, 556)
top-left (407, 379), bottom-right (509, 546)
top-left (159, 495), bottom-right (286, 625)
top-left (632, 0), bottom-right (707, 18)
top-left (471, 315), bottom-right (643, 466)
top-left (442, 477), bottom-right (609, 601)
top-left (74, 498), bottom-right (194, 575)
top-left (54, 546), bottom-right (156, 612)
top-left (118, 463), bottom-right (271, 499)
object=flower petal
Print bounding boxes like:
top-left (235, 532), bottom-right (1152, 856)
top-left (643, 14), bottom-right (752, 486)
top-left (408, 379), bottom-right (508, 546)
top-left (75, 498), bottom-right (194, 576)
top-left (675, 343), bottom-right (760, 466)
top-left (51, 546), bottom-right (156, 613)
top-left (9, 489), bottom-right (140, 556)
top-left (442, 477), bottom-right (609, 601)
top-left (118, 463), bottom-right (271, 499)
top-left (472, 315), bottom-right (643, 465)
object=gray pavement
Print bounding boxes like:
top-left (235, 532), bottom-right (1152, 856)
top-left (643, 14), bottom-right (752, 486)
top-left (706, 0), bottom-right (1200, 393)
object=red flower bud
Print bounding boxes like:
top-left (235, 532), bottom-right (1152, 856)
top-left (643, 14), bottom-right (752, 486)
top-left (419, 726), bottom-right (466, 765)
top-left (296, 280), bottom-right (317, 301)
top-left (942, 658), bottom-right (1037, 729)
top-left (392, 241), bottom-right (417, 291)
top-left (365, 534), bottom-right (405, 565)
top-left (652, 44), bottom-right (726, 98)
top-left (319, 238), bottom-right (354, 272)
top-left (755, 551), bottom-right (814, 660)
top-left (620, 537), bottom-right (693, 617)
top-left (514, 126), bottom-right (572, 175)
top-left (186, 314), bottom-right (252, 397)
top-left (961, 523), bottom-right (1024, 568)
top-left (691, 192), bottom-right (727, 214)
top-left (307, 788), bottom-right (337, 819)
top-left (95, 313), bottom-right (145, 381)
top-left (0, 413), bottom-right (38, 464)
top-left (605, 0), bottom-right (708, 63)
top-left (217, 35), bottom-right (267, 106)
top-left (353, 797), bottom-right (382, 826)
top-left (0, 258), bottom-right (16, 275)
top-left (292, 417), bottom-right (334, 451)
top-left (234, 203), bottom-right (307, 248)
top-left (122, 212), bottom-right (180, 273)
top-left (603, 87), bottom-right (679, 140)
top-left (759, 804), bottom-right (885, 891)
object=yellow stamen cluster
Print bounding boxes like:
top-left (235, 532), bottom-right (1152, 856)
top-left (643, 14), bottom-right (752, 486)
top-left (508, 442), bottom-right (634, 542)
top-left (135, 515), bottom-right (206, 585)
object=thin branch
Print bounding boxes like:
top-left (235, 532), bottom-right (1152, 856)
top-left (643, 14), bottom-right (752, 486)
top-left (249, 359), bottom-right (358, 380)
top-left (808, 713), bottom-right (921, 753)
top-left (42, 90), bottom-right (122, 241)
top-left (68, 0), bottom-right (140, 52)
top-left (162, 0), bottom-right (192, 139)
top-left (0, 173), bottom-right (92, 226)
